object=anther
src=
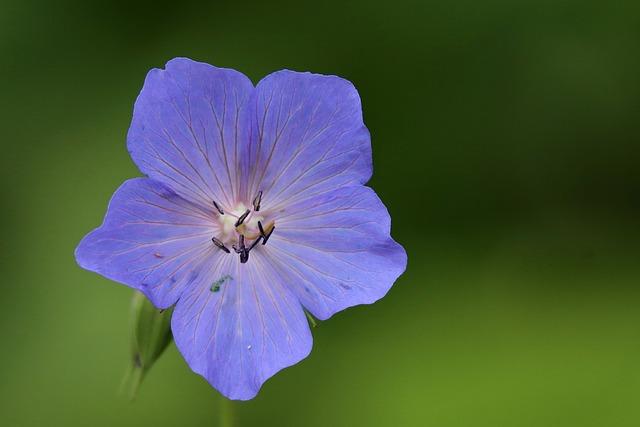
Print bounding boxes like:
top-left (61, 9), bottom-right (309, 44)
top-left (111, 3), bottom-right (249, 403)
top-left (212, 200), bottom-right (224, 215)
top-left (252, 191), bottom-right (263, 211)
top-left (232, 235), bottom-right (249, 263)
top-left (232, 234), bottom-right (246, 253)
top-left (262, 225), bottom-right (275, 245)
top-left (211, 237), bottom-right (230, 253)
top-left (258, 221), bottom-right (275, 245)
top-left (234, 209), bottom-right (250, 227)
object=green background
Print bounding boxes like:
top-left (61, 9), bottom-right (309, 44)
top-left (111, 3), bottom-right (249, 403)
top-left (1, 0), bottom-right (639, 425)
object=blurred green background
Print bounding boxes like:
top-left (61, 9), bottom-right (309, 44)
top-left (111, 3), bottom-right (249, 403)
top-left (1, 0), bottom-right (639, 425)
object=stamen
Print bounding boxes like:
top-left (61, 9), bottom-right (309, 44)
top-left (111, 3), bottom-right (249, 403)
top-left (262, 225), bottom-right (275, 245)
top-left (235, 235), bottom-right (249, 263)
top-left (252, 191), bottom-right (263, 211)
top-left (232, 234), bottom-right (246, 253)
top-left (257, 221), bottom-right (274, 245)
top-left (212, 200), bottom-right (224, 215)
top-left (211, 237), bottom-right (230, 253)
top-left (234, 209), bottom-right (250, 227)
top-left (221, 201), bottom-right (273, 265)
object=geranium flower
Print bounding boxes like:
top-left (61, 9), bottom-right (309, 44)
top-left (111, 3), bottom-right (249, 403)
top-left (76, 58), bottom-right (407, 400)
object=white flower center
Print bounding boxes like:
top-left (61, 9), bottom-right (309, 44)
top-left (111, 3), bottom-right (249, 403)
top-left (218, 203), bottom-right (265, 244)
top-left (210, 194), bottom-right (276, 264)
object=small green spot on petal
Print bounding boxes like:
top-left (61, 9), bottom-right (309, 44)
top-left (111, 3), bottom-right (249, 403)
top-left (211, 275), bottom-right (233, 292)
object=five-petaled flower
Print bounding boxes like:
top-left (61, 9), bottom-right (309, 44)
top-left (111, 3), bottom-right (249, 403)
top-left (75, 58), bottom-right (407, 400)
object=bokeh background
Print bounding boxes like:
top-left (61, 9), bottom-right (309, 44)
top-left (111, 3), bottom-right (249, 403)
top-left (1, 0), bottom-right (639, 425)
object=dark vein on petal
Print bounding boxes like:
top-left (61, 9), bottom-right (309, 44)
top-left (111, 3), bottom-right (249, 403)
top-left (146, 188), bottom-right (213, 221)
top-left (268, 242), bottom-right (364, 286)
top-left (209, 84), bottom-right (235, 200)
top-left (271, 154), bottom-right (362, 213)
top-left (260, 98), bottom-right (325, 195)
top-left (253, 254), bottom-right (295, 351)
top-left (172, 94), bottom-right (232, 207)
top-left (251, 86), bottom-right (302, 196)
top-left (161, 128), bottom-right (225, 204)
top-left (275, 236), bottom-right (382, 276)
top-left (264, 249), bottom-right (338, 303)
top-left (248, 90), bottom-right (275, 195)
top-left (139, 157), bottom-right (210, 205)
top-left (189, 253), bottom-right (229, 348)
top-left (142, 141), bottom-right (213, 205)
top-left (131, 238), bottom-right (212, 274)
top-left (146, 242), bottom-right (215, 291)
top-left (266, 125), bottom-right (353, 207)
top-left (133, 196), bottom-right (211, 223)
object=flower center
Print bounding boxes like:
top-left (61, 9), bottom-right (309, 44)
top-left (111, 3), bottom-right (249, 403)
top-left (210, 191), bottom-right (275, 264)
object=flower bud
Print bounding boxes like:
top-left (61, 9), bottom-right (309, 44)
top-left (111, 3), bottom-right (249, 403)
top-left (121, 291), bottom-right (173, 399)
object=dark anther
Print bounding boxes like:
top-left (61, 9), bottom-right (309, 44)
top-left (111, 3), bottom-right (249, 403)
top-left (258, 221), bottom-right (274, 245)
top-left (233, 235), bottom-right (249, 263)
top-left (212, 200), bottom-right (224, 215)
top-left (234, 209), bottom-right (250, 227)
top-left (232, 234), bottom-right (246, 253)
top-left (262, 225), bottom-right (275, 245)
top-left (252, 191), bottom-right (263, 211)
top-left (211, 237), bottom-right (230, 253)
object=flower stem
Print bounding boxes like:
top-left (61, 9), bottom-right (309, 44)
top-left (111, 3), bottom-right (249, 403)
top-left (219, 395), bottom-right (234, 427)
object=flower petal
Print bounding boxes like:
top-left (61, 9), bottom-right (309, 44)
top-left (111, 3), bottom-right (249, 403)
top-left (266, 185), bottom-right (407, 320)
top-left (75, 178), bottom-right (219, 308)
top-left (246, 70), bottom-right (372, 209)
top-left (171, 253), bottom-right (312, 400)
top-left (127, 57), bottom-right (255, 209)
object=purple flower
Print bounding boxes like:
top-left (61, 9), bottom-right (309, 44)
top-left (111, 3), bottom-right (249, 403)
top-left (75, 58), bottom-right (407, 400)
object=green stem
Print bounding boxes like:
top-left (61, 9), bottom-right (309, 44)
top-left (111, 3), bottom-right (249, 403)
top-left (219, 396), bottom-right (234, 427)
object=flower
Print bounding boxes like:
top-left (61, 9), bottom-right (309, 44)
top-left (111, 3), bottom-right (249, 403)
top-left (75, 58), bottom-right (407, 400)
